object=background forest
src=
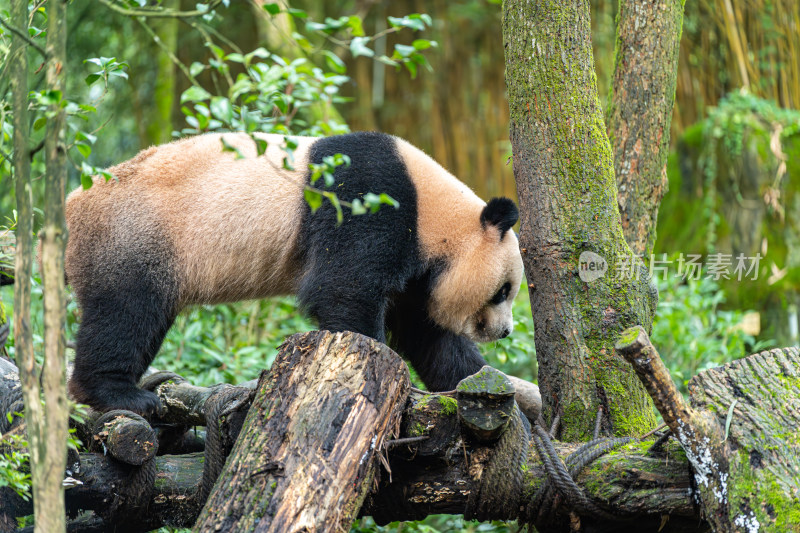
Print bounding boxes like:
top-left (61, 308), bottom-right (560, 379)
top-left (0, 1), bottom-right (798, 531)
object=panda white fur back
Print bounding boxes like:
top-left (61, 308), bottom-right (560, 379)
top-left (65, 131), bottom-right (523, 414)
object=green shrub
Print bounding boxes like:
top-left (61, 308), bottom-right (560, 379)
top-left (651, 272), bottom-right (772, 393)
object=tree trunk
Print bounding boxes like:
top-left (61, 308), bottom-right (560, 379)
top-left (193, 331), bottom-right (410, 532)
top-left (502, 0), bottom-right (658, 440)
top-left (9, 0), bottom-right (33, 446)
top-left (136, 2), bottom-right (177, 146)
top-left (31, 2), bottom-right (70, 531)
top-left (607, 0), bottom-right (685, 257)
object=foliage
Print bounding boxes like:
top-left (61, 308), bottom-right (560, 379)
top-left (655, 91), bottom-right (800, 344)
top-left (0, 432), bottom-right (30, 501)
top-left (155, 297), bottom-right (314, 387)
top-left (697, 91), bottom-right (800, 252)
top-left (650, 271), bottom-right (773, 394)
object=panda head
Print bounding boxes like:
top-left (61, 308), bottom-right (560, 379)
top-left (428, 197), bottom-right (524, 343)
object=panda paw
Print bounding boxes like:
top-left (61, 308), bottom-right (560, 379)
top-left (102, 388), bottom-right (164, 418)
top-left (70, 380), bottom-right (164, 418)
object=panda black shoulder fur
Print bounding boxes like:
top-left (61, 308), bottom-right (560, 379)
top-left (65, 131), bottom-right (524, 414)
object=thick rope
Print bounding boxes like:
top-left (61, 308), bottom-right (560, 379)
top-left (526, 420), bottom-right (636, 528)
top-left (466, 405), bottom-right (531, 521)
top-left (531, 434), bottom-right (634, 525)
top-left (199, 386), bottom-right (253, 504)
top-left (93, 410), bottom-right (157, 520)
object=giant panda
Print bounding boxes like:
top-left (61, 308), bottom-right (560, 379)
top-left (65, 131), bottom-right (524, 415)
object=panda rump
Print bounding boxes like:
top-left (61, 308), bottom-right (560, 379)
top-left (64, 131), bottom-right (524, 415)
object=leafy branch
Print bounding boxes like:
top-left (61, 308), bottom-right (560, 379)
top-left (0, 16), bottom-right (46, 57)
top-left (96, 0), bottom-right (225, 19)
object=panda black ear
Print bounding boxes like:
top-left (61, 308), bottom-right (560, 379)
top-left (480, 197), bottom-right (519, 240)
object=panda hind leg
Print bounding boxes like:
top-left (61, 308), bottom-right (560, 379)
top-left (69, 282), bottom-right (177, 416)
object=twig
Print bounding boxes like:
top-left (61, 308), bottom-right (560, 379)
top-left (0, 17), bottom-right (46, 57)
top-left (97, 0), bottom-right (224, 19)
top-left (385, 436), bottom-right (428, 449)
top-left (639, 422), bottom-right (668, 440)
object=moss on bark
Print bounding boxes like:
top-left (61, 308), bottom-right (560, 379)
top-left (502, 0), bottom-right (658, 440)
top-left (607, 0), bottom-right (685, 257)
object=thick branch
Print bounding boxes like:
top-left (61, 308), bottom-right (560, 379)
top-left (608, 0), bottom-right (685, 256)
top-left (617, 327), bottom-right (800, 532)
top-left (194, 331), bottom-right (411, 532)
top-left (1, 337), bottom-right (698, 532)
top-left (3, 399), bottom-right (699, 532)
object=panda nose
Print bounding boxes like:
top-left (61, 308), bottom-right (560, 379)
top-left (500, 327), bottom-right (511, 339)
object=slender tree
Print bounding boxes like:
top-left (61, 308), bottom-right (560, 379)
top-left (29, 1), bottom-right (71, 530)
top-left (9, 0), bottom-right (38, 527)
top-left (503, 0), bottom-right (659, 440)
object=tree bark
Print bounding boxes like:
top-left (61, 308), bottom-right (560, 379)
top-left (30, 2), bottom-right (70, 531)
top-left (193, 331), bottom-right (410, 532)
top-left (607, 0), bottom-right (685, 257)
top-left (9, 0), bottom-right (33, 448)
top-left (617, 329), bottom-right (800, 533)
top-left (502, 0), bottom-right (658, 441)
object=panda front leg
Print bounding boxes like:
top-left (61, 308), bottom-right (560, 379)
top-left (298, 279), bottom-right (389, 343)
top-left (385, 285), bottom-right (489, 391)
top-left (400, 328), bottom-right (488, 391)
top-left (69, 282), bottom-right (177, 416)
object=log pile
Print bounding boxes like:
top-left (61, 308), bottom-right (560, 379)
top-left (1, 330), bottom-right (709, 532)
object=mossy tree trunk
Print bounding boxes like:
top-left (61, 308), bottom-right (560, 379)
top-left (502, 0), bottom-right (659, 440)
top-left (607, 0), bottom-right (685, 257)
top-left (134, 1), bottom-right (178, 146)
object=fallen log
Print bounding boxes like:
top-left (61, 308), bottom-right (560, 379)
top-left (617, 327), bottom-right (800, 533)
top-left (194, 330), bottom-right (411, 532)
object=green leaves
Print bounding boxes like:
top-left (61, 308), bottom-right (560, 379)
top-left (387, 13), bottom-right (433, 31)
top-left (83, 57), bottom-right (128, 87)
top-left (181, 85), bottom-right (212, 104)
top-left (350, 37), bottom-right (374, 58)
top-left (304, 188), bottom-right (323, 213)
top-left (391, 40), bottom-right (437, 78)
top-left (0, 433), bottom-right (31, 501)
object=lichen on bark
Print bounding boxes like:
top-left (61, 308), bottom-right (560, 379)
top-left (502, 0), bottom-right (658, 440)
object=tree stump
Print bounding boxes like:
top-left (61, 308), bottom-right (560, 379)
top-left (617, 326), bottom-right (800, 532)
top-left (193, 330), bottom-right (410, 532)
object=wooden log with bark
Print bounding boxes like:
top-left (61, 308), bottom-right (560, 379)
top-left (193, 330), bottom-right (411, 532)
top-left (616, 327), bottom-right (800, 533)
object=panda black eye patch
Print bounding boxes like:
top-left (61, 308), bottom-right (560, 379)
top-left (490, 282), bottom-right (512, 305)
